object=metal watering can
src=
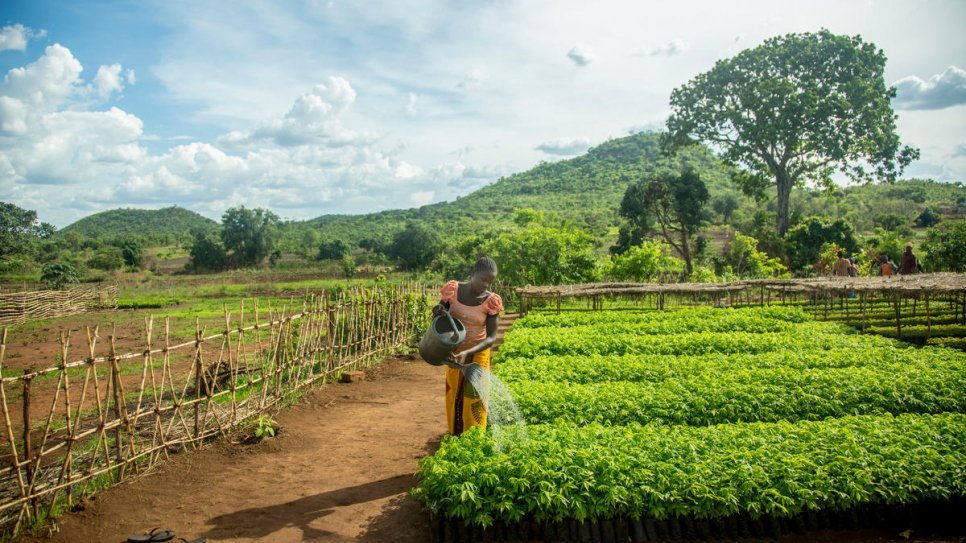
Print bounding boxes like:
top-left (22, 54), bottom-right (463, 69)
top-left (418, 311), bottom-right (486, 386)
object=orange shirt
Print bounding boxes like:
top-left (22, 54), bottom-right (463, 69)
top-left (440, 280), bottom-right (503, 353)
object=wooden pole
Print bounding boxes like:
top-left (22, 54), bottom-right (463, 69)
top-left (22, 369), bottom-right (37, 521)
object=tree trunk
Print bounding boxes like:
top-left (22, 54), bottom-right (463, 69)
top-left (775, 169), bottom-right (793, 237)
top-left (680, 231), bottom-right (693, 277)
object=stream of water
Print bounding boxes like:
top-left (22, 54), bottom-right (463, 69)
top-left (464, 366), bottom-right (529, 452)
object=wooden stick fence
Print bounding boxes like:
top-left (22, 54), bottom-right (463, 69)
top-left (0, 285), bottom-right (118, 327)
top-left (0, 283), bottom-right (431, 535)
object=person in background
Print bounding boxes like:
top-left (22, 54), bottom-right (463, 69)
top-left (899, 243), bottom-right (919, 275)
top-left (833, 251), bottom-right (851, 277)
top-left (433, 256), bottom-right (503, 436)
top-left (847, 257), bottom-right (859, 277)
top-left (880, 255), bottom-right (897, 276)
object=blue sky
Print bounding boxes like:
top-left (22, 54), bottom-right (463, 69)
top-left (1, 0), bottom-right (965, 227)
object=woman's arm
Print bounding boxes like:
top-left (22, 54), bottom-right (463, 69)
top-left (455, 313), bottom-right (499, 363)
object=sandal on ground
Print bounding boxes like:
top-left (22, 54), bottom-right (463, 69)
top-left (126, 527), bottom-right (176, 542)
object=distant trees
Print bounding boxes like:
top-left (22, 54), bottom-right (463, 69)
top-left (317, 239), bottom-right (351, 261)
top-left (188, 230), bottom-right (228, 272)
top-left (922, 219), bottom-right (966, 272)
top-left (388, 223), bottom-right (442, 271)
top-left (41, 262), bottom-right (79, 290)
top-left (615, 169), bottom-right (710, 276)
top-left (665, 30), bottom-right (918, 236)
top-left (483, 210), bottom-right (600, 286)
top-left (608, 240), bottom-right (681, 282)
top-left (0, 202), bottom-right (53, 259)
top-left (220, 207), bottom-right (280, 268)
top-left (720, 233), bottom-right (787, 279)
top-left (784, 217), bottom-right (861, 273)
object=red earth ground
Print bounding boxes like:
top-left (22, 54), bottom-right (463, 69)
top-left (6, 315), bottom-right (964, 543)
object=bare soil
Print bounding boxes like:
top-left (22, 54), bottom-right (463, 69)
top-left (17, 355), bottom-right (443, 543)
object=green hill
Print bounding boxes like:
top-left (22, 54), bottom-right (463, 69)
top-left (286, 131), bottom-right (738, 249)
top-left (61, 206), bottom-right (218, 244)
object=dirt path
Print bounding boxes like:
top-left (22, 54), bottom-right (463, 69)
top-left (18, 355), bottom-right (443, 543)
top-left (15, 315), bottom-right (519, 543)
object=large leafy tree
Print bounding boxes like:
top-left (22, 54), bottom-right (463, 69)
top-left (0, 202), bottom-right (54, 258)
top-left (784, 217), bottom-right (860, 273)
top-left (388, 223), bottom-right (442, 271)
top-left (220, 206), bottom-right (280, 268)
top-left (616, 169), bottom-right (709, 276)
top-left (664, 30), bottom-right (918, 236)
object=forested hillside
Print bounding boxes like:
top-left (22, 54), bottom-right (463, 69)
top-left (286, 132), bottom-right (738, 249)
top-left (62, 206), bottom-right (218, 244)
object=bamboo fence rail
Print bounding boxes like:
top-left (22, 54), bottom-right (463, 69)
top-left (0, 283), bottom-right (431, 534)
top-left (0, 285), bottom-right (118, 327)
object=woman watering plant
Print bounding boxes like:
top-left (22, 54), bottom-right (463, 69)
top-left (433, 256), bottom-right (503, 436)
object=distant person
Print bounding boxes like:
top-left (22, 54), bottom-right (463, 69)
top-left (899, 243), bottom-right (919, 275)
top-left (833, 251), bottom-right (851, 277)
top-left (433, 256), bottom-right (503, 436)
top-left (847, 257), bottom-right (859, 277)
top-left (879, 255), bottom-right (897, 276)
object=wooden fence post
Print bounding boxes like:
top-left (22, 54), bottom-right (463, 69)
top-left (21, 368), bottom-right (37, 521)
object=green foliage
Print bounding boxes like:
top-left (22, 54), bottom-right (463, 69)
top-left (86, 246), bottom-right (125, 271)
top-left (915, 208), bottom-right (940, 228)
top-left (388, 223), bottom-right (442, 271)
top-left (340, 254), bottom-right (357, 278)
top-left (188, 230), bottom-right (228, 272)
top-left (921, 219), bottom-right (966, 272)
top-left (0, 201), bottom-right (46, 259)
top-left (317, 238), bottom-right (350, 260)
top-left (254, 415), bottom-right (277, 439)
top-left (415, 414), bottom-right (966, 524)
top-left (417, 305), bottom-right (966, 526)
top-left (220, 206), bottom-right (281, 268)
top-left (40, 262), bottom-right (79, 290)
top-left (711, 194), bottom-right (740, 224)
top-left (60, 205), bottom-right (217, 245)
top-left (483, 216), bottom-right (600, 286)
top-left (607, 240), bottom-right (682, 282)
top-left (720, 232), bottom-right (787, 278)
top-left (784, 217), bottom-right (860, 273)
top-left (116, 237), bottom-right (144, 268)
top-left (615, 168), bottom-right (710, 275)
top-left (665, 30), bottom-right (918, 236)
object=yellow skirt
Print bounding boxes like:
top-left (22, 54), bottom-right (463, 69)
top-left (445, 349), bottom-right (490, 435)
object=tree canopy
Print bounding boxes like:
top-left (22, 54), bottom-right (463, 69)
top-left (615, 169), bottom-right (710, 276)
top-left (220, 206), bottom-right (280, 268)
top-left (664, 29), bottom-right (918, 236)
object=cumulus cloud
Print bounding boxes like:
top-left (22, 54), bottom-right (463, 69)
top-left (535, 137), bottom-right (592, 156)
top-left (0, 24), bottom-right (45, 52)
top-left (2, 44), bottom-right (83, 111)
top-left (893, 66), bottom-right (966, 110)
top-left (222, 76), bottom-right (362, 147)
top-left (92, 64), bottom-right (126, 98)
top-left (567, 44), bottom-right (595, 67)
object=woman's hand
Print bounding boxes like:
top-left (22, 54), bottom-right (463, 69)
top-left (454, 351), bottom-right (470, 365)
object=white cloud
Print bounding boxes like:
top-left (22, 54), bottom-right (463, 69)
top-left (893, 66), bottom-right (966, 110)
top-left (0, 24), bottom-right (39, 52)
top-left (92, 64), bottom-right (125, 99)
top-left (535, 137), bottom-right (592, 156)
top-left (2, 44), bottom-right (83, 111)
top-left (567, 44), bottom-right (595, 67)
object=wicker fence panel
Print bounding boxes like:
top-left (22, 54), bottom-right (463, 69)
top-left (0, 285), bottom-right (118, 327)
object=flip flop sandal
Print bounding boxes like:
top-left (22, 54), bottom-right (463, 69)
top-left (126, 527), bottom-right (176, 542)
